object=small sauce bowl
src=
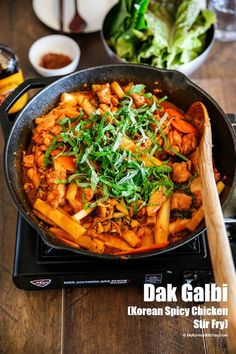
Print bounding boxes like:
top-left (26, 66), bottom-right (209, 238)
top-left (29, 35), bottom-right (80, 76)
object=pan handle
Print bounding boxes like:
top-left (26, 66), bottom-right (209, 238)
top-left (224, 218), bottom-right (236, 224)
top-left (0, 76), bottom-right (58, 138)
top-left (227, 113), bottom-right (236, 132)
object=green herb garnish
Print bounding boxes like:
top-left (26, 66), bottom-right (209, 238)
top-left (43, 88), bottom-right (191, 209)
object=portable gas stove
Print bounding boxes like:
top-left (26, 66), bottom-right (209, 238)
top-left (12, 215), bottom-right (236, 290)
top-left (13, 115), bottom-right (236, 290)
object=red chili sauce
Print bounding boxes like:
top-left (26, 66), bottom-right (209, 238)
top-left (40, 52), bottom-right (72, 69)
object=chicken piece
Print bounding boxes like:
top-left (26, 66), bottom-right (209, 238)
top-left (170, 192), bottom-right (192, 211)
top-left (35, 118), bottom-right (55, 132)
top-left (165, 129), bottom-right (198, 156)
top-left (137, 226), bottom-right (152, 238)
top-left (131, 93), bottom-right (145, 107)
top-left (66, 183), bottom-right (82, 212)
top-left (147, 189), bottom-right (166, 216)
top-left (190, 176), bottom-right (203, 208)
top-left (46, 164), bottom-right (67, 208)
top-left (76, 187), bottom-right (94, 203)
top-left (24, 182), bottom-right (34, 193)
top-left (165, 129), bottom-right (183, 154)
top-left (93, 221), bottom-right (121, 235)
top-left (182, 134), bottom-right (198, 155)
top-left (123, 82), bottom-right (134, 93)
top-left (172, 161), bottom-right (191, 184)
top-left (34, 146), bottom-right (45, 168)
top-left (33, 131), bottom-right (43, 145)
top-left (66, 184), bottom-right (94, 213)
top-left (63, 107), bottom-right (80, 118)
top-left (99, 103), bottom-right (110, 115)
top-left (111, 96), bottom-right (119, 106)
top-left (92, 83), bottom-right (112, 105)
top-left (42, 132), bottom-right (54, 146)
top-left (76, 95), bottom-right (96, 115)
top-left (50, 124), bottom-right (62, 136)
top-left (23, 154), bottom-right (34, 168)
top-left (47, 184), bottom-right (66, 208)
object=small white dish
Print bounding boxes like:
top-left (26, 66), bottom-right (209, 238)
top-left (32, 0), bottom-right (118, 34)
top-left (29, 35), bottom-right (80, 76)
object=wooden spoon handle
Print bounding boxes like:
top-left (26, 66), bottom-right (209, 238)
top-left (199, 123), bottom-right (236, 353)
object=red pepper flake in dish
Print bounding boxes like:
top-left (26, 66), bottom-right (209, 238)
top-left (40, 53), bottom-right (72, 69)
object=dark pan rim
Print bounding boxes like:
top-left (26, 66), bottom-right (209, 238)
top-left (4, 63), bottom-right (236, 259)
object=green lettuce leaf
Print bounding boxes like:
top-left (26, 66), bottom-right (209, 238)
top-left (137, 11), bottom-right (169, 66)
top-left (108, 0), bottom-right (216, 70)
top-left (166, 0), bottom-right (202, 67)
top-left (167, 7), bottom-right (216, 68)
top-left (109, 0), bottom-right (131, 37)
top-left (109, 0), bottom-right (150, 61)
top-left (116, 30), bottom-right (137, 59)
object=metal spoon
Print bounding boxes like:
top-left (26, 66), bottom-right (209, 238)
top-left (69, 0), bottom-right (87, 33)
top-left (188, 101), bottom-right (236, 353)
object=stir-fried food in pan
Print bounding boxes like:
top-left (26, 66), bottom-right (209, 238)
top-left (22, 81), bottom-right (225, 256)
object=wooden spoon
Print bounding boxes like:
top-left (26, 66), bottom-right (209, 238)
top-left (188, 102), bottom-right (236, 353)
top-left (69, 0), bottom-right (87, 33)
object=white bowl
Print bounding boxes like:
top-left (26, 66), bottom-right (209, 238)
top-left (29, 35), bottom-right (80, 76)
top-left (175, 34), bottom-right (214, 76)
top-left (102, 5), bottom-right (215, 77)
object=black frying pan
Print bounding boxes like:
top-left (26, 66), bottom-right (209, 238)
top-left (1, 64), bottom-right (236, 259)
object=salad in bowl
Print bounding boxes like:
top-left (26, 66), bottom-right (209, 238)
top-left (103, 0), bottom-right (216, 74)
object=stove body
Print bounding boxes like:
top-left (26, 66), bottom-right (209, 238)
top-left (13, 215), bottom-right (236, 290)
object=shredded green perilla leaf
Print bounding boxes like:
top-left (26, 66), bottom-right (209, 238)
top-left (43, 86), bottom-right (190, 208)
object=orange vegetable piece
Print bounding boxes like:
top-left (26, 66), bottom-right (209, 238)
top-left (169, 219), bottom-right (189, 234)
top-left (49, 228), bottom-right (81, 249)
top-left (114, 242), bottom-right (169, 255)
top-left (160, 101), bottom-right (184, 113)
top-left (139, 231), bottom-right (154, 248)
top-left (54, 156), bottom-right (76, 171)
top-left (171, 118), bottom-right (198, 134)
top-left (165, 108), bottom-right (185, 119)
